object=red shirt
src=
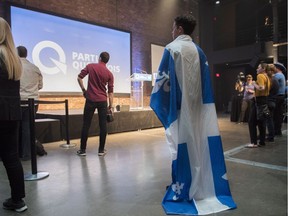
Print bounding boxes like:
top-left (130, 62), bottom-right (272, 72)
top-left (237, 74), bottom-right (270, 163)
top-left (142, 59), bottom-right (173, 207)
top-left (78, 62), bottom-right (114, 102)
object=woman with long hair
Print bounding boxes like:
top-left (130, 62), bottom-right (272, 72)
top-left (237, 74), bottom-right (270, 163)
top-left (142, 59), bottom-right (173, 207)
top-left (0, 17), bottom-right (27, 212)
top-left (246, 62), bottom-right (271, 148)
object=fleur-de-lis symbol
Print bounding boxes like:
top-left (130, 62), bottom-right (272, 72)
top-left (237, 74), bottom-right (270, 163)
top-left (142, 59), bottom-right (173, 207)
top-left (152, 70), bottom-right (170, 94)
top-left (171, 182), bottom-right (184, 200)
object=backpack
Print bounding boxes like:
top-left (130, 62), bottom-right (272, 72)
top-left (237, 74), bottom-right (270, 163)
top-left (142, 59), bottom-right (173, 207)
top-left (35, 140), bottom-right (47, 156)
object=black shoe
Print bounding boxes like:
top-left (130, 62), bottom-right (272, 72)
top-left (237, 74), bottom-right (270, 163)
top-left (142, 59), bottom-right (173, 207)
top-left (76, 149), bottom-right (86, 156)
top-left (275, 133), bottom-right (282, 137)
top-left (258, 143), bottom-right (266, 147)
top-left (3, 198), bottom-right (27, 212)
top-left (265, 138), bottom-right (274, 142)
top-left (275, 131), bottom-right (282, 136)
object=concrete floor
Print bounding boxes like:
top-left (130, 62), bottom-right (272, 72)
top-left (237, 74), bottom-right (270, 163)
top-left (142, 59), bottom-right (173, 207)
top-left (0, 114), bottom-right (287, 216)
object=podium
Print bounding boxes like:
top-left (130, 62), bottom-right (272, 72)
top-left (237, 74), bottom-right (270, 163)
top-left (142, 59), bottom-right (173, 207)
top-left (130, 71), bottom-right (152, 110)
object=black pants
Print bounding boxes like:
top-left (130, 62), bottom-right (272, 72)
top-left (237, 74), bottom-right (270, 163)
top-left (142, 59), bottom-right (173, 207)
top-left (248, 97), bottom-right (267, 145)
top-left (80, 99), bottom-right (108, 153)
top-left (266, 100), bottom-right (276, 140)
top-left (274, 95), bottom-right (285, 135)
top-left (0, 121), bottom-right (25, 200)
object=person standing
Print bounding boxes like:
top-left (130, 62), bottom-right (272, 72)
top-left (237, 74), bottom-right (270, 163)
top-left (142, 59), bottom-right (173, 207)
top-left (234, 73), bottom-right (244, 95)
top-left (0, 17), bottom-right (27, 212)
top-left (150, 14), bottom-right (236, 215)
top-left (246, 62), bottom-right (271, 148)
top-left (237, 74), bottom-right (255, 123)
top-left (273, 62), bottom-right (286, 136)
top-left (17, 45), bottom-right (43, 160)
top-left (266, 64), bottom-right (279, 142)
top-left (77, 52), bottom-right (114, 157)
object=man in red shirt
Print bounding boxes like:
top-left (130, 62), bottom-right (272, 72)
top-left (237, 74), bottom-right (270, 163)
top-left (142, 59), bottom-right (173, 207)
top-left (77, 52), bottom-right (114, 156)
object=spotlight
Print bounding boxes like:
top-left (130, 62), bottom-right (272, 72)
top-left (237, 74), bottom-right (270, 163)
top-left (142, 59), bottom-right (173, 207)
top-left (215, 1), bottom-right (220, 4)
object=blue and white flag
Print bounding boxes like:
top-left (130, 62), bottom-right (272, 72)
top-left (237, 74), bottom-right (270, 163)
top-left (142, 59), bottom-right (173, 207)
top-left (150, 35), bottom-right (236, 215)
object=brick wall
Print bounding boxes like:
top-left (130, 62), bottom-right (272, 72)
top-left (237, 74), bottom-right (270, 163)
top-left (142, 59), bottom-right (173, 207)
top-left (1, 0), bottom-right (199, 110)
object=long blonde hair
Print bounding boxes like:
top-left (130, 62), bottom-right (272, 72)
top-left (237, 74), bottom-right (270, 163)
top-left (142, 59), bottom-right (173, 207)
top-left (0, 17), bottom-right (22, 80)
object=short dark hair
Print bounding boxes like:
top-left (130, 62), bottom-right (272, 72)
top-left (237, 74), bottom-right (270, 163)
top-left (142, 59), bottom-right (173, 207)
top-left (17, 46), bottom-right (28, 58)
top-left (174, 14), bottom-right (197, 36)
top-left (100, 52), bottom-right (110, 63)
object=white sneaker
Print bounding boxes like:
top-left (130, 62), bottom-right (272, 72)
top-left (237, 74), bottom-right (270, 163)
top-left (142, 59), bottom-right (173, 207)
top-left (98, 149), bottom-right (107, 156)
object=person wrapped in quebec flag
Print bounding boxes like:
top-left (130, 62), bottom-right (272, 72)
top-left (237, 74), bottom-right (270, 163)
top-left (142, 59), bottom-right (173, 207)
top-left (150, 14), bottom-right (237, 215)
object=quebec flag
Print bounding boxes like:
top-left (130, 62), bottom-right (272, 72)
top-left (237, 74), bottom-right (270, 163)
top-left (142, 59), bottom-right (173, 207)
top-left (150, 35), bottom-right (236, 215)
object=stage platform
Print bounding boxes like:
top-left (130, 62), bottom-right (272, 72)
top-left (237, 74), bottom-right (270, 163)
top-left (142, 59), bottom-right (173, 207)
top-left (35, 108), bottom-right (162, 143)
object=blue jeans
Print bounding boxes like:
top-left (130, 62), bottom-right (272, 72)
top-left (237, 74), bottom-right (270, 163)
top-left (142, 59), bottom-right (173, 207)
top-left (80, 99), bottom-right (108, 153)
top-left (0, 121), bottom-right (25, 200)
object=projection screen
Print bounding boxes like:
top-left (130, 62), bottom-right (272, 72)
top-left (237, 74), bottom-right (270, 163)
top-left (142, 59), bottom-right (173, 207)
top-left (10, 6), bottom-right (131, 94)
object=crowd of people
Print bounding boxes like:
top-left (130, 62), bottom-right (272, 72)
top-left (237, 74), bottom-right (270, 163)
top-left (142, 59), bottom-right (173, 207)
top-left (235, 62), bottom-right (286, 148)
top-left (0, 12), bottom-right (286, 215)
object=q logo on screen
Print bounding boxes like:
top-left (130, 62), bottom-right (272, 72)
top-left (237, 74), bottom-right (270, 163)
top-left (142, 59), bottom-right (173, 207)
top-left (32, 41), bottom-right (67, 75)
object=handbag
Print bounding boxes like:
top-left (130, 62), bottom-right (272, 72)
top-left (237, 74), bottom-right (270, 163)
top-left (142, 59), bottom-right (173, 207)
top-left (256, 75), bottom-right (271, 121)
top-left (267, 100), bottom-right (276, 109)
top-left (256, 104), bottom-right (270, 120)
top-left (107, 109), bottom-right (114, 123)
